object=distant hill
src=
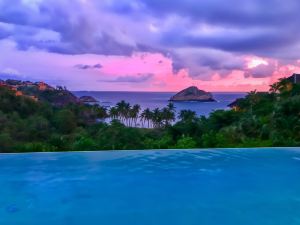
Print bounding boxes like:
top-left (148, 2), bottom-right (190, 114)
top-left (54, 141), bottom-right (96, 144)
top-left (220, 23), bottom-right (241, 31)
top-left (170, 86), bottom-right (215, 102)
top-left (0, 79), bottom-right (79, 107)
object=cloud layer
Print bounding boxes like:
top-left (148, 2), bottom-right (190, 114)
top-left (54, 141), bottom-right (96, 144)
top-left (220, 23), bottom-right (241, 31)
top-left (0, 0), bottom-right (300, 91)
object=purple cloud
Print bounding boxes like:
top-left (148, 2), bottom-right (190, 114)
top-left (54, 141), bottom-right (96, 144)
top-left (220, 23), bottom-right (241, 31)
top-left (100, 74), bottom-right (154, 83)
top-left (75, 64), bottom-right (103, 70)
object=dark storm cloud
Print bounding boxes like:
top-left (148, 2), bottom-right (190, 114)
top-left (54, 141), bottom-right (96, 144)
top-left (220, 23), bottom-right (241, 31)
top-left (119, 0), bottom-right (300, 27)
top-left (161, 29), bottom-right (299, 55)
top-left (93, 64), bottom-right (103, 69)
top-left (0, 0), bottom-right (137, 56)
top-left (106, 0), bottom-right (300, 57)
top-left (75, 64), bottom-right (103, 70)
top-left (100, 73), bottom-right (154, 83)
top-left (0, 0), bottom-right (30, 25)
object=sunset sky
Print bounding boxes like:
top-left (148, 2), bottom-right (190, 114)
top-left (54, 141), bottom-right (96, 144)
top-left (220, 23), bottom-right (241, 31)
top-left (0, 0), bottom-right (300, 91)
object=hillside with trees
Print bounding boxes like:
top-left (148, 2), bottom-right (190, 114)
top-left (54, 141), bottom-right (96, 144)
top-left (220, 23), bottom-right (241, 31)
top-left (0, 77), bottom-right (299, 152)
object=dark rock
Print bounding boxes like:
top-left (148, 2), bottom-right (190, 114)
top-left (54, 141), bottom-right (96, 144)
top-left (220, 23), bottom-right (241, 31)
top-left (79, 96), bottom-right (98, 103)
top-left (170, 86), bottom-right (216, 102)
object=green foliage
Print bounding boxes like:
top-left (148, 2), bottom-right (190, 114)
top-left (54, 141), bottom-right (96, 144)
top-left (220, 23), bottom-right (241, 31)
top-left (0, 87), bottom-right (41, 117)
top-left (96, 120), bottom-right (145, 150)
top-left (144, 133), bottom-right (173, 149)
top-left (175, 136), bottom-right (197, 149)
top-left (15, 142), bottom-right (58, 152)
top-left (53, 109), bottom-right (77, 133)
top-left (0, 78), bottom-right (299, 152)
top-left (72, 137), bottom-right (98, 151)
top-left (202, 131), bottom-right (218, 148)
top-left (0, 132), bottom-right (13, 152)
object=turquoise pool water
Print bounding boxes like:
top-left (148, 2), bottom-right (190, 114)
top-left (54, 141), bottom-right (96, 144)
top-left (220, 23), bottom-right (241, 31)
top-left (1, 148), bottom-right (300, 225)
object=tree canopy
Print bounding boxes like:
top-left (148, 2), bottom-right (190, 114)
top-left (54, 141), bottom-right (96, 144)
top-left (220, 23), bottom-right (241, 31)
top-left (0, 77), bottom-right (299, 152)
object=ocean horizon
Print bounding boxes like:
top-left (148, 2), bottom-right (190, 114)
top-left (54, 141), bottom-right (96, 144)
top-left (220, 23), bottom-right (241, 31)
top-left (73, 91), bottom-right (247, 117)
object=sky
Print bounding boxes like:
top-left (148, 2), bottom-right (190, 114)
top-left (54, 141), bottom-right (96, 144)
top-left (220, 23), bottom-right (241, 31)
top-left (0, 0), bottom-right (300, 91)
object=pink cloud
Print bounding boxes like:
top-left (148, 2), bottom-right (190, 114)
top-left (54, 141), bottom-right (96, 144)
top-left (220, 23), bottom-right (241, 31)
top-left (1, 39), bottom-right (300, 92)
top-left (97, 53), bottom-right (299, 92)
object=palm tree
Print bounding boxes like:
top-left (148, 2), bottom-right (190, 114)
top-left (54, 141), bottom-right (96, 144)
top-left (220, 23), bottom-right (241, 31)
top-left (178, 110), bottom-right (197, 122)
top-left (164, 102), bottom-right (176, 126)
top-left (116, 100), bottom-right (131, 125)
top-left (140, 109), bottom-right (146, 128)
top-left (116, 101), bottom-right (125, 122)
top-left (96, 106), bottom-right (108, 120)
top-left (152, 108), bottom-right (163, 128)
top-left (161, 107), bottom-right (169, 126)
top-left (247, 90), bottom-right (259, 114)
top-left (109, 107), bottom-right (119, 120)
top-left (124, 102), bottom-right (131, 126)
top-left (270, 83), bottom-right (280, 93)
top-left (270, 78), bottom-right (293, 95)
top-left (141, 108), bottom-right (152, 128)
top-left (131, 104), bottom-right (141, 127)
top-left (167, 102), bottom-right (175, 113)
top-left (161, 107), bottom-right (175, 127)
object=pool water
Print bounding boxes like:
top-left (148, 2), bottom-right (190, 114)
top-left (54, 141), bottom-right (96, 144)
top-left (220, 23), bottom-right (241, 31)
top-left (1, 148), bottom-right (300, 225)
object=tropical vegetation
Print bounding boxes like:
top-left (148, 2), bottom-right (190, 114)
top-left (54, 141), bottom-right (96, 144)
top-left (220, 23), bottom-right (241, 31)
top-left (0, 77), bottom-right (299, 152)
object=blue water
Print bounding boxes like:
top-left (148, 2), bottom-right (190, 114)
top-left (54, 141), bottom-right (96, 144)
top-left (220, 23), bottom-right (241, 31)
top-left (1, 148), bottom-right (300, 225)
top-left (73, 92), bottom-right (246, 116)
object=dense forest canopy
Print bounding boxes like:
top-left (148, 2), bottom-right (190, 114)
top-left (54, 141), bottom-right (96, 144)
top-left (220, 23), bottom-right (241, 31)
top-left (0, 77), bottom-right (299, 152)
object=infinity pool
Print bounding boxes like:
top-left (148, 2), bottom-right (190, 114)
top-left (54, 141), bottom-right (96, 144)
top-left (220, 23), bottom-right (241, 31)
top-left (1, 148), bottom-right (300, 225)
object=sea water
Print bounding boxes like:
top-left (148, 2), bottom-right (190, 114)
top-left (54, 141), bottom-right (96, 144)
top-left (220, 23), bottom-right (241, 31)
top-left (1, 148), bottom-right (300, 225)
top-left (73, 92), bottom-right (246, 117)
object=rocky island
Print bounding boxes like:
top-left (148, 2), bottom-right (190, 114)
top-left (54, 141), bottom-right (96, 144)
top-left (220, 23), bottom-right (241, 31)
top-left (79, 96), bottom-right (99, 105)
top-left (170, 86), bottom-right (216, 102)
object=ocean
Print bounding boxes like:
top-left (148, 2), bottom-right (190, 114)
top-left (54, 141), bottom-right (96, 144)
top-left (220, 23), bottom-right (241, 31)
top-left (73, 92), bottom-right (246, 117)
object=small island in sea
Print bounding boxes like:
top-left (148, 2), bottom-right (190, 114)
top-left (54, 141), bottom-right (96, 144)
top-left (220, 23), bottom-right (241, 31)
top-left (170, 86), bottom-right (216, 102)
top-left (79, 96), bottom-right (99, 105)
